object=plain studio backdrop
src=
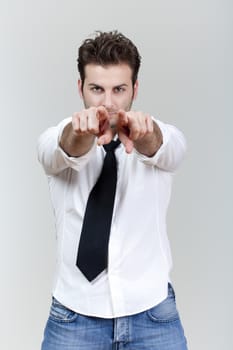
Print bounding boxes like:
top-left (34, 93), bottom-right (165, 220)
top-left (0, 0), bottom-right (232, 349)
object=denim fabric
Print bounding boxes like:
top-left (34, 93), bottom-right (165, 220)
top-left (41, 283), bottom-right (188, 350)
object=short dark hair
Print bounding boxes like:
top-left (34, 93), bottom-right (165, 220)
top-left (77, 30), bottom-right (141, 86)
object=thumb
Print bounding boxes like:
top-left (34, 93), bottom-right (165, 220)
top-left (97, 127), bottom-right (113, 145)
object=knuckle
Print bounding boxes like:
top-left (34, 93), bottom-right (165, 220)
top-left (79, 123), bottom-right (87, 132)
top-left (89, 106), bottom-right (97, 113)
top-left (131, 132), bottom-right (139, 140)
top-left (89, 127), bottom-right (98, 134)
top-left (71, 121), bottom-right (78, 133)
top-left (72, 112), bottom-right (79, 118)
top-left (140, 128), bottom-right (147, 136)
top-left (72, 112), bottom-right (80, 123)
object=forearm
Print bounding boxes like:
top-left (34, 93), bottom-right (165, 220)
top-left (133, 121), bottom-right (163, 157)
top-left (59, 122), bottom-right (95, 157)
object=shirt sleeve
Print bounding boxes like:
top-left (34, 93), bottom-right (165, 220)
top-left (134, 117), bottom-right (187, 172)
top-left (37, 117), bottom-right (96, 176)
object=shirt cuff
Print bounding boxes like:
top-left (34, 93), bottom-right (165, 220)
top-left (133, 117), bottom-right (186, 171)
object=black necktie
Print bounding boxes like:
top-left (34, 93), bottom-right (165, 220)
top-left (76, 139), bottom-right (121, 282)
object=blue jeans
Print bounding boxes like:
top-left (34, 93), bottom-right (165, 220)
top-left (41, 283), bottom-right (188, 350)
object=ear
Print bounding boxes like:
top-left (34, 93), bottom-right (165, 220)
top-left (133, 80), bottom-right (139, 100)
top-left (78, 79), bottom-right (83, 99)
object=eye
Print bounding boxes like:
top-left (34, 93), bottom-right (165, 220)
top-left (90, 86), bottom-right (103, 93)
top-left (114, 86), bottom-right (126, 93)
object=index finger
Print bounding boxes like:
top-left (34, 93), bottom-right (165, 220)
top-left (117, 109), bottom-right (128, 126)
top-left (96, 106), bottom-right (109, 121)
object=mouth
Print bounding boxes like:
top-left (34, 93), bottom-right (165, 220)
top-left (108, 111), bottom-right (118, 116)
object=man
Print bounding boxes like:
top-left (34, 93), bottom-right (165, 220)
top-left (38, 31), bottom-right (188, 350)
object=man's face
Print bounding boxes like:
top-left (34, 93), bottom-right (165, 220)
top-left (78, 63), bottom-right (138, 127)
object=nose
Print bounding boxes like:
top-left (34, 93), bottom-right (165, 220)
top-left (102, 92), bottom-right (114, 109)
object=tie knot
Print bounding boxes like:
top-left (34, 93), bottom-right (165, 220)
top-left (103, 139), bottom-right (121, 152)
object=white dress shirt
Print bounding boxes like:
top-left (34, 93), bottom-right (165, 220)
top-left (37, 116), bottom-right (186, 318)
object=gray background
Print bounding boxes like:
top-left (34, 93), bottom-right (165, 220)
top-left (0, 0), bottom-right (232, 349)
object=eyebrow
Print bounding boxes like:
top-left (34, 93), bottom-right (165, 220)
top-left (88, 83), bottom-right (129, 89)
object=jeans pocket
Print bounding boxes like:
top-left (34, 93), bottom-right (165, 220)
top-left (49, 297), bottom-right (78, 323)
top-left (146, 284), bottom-right (180, 323)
